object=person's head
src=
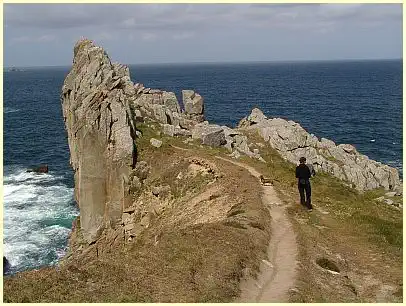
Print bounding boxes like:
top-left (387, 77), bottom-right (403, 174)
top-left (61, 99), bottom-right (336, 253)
top-left (299, 157), bottom-right (306, 164)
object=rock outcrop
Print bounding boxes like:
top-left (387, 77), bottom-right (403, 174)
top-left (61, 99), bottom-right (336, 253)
top-left (3, 256), bottom-right (10, 275)
top-left (191, 123), bottom-right (226, 147)
top-left (238, 108), bottom-right (401, 191)
top-left (26, 165), bottom-right (49, 173)
top-left (62, 39), bottom-right (137, 243)
top-left (61, 40), bottom-right (400, 246)
top-left (132, 85), bottom-right (204, 132)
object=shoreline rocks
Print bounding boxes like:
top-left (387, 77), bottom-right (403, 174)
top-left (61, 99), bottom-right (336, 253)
top-left (26, 165), bottom-right (49, 174)
top-left (238, 108), bottom-right (401, 192)
top-left (3, 256), bottom-right (10, 275)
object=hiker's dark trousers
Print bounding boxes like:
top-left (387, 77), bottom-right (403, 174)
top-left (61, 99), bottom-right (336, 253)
top-left (298, 181), bottom-right (312, 209)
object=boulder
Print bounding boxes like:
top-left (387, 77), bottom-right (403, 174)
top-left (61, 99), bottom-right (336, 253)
top-left (3, 256), bottom-right (10, 275)
top-left (170, 111), bottom-right (181, 127)
top-left (150, 138), bottom-right (162, 148)
top-left (149, 89), bottom-right (162, 94)
top-left (233, 135), bottom-right (251, 154)
top-left (162, 91), bottom-right (181, 113)
top-left (394, 183), bottom-right (403, 196)
top-left (134, 109), bottom-right (143, 123)
top-left (238, 108), bottom-right (267, 128)
top-left (152, 104), bottom-right (167, 124)
top-left (201, 126), bottom-right (226, 147)
top-left (163, 124), bottom-right (175, 137)
top-left (230, 150), bottom-right (241, 159)
top-left (183, 90), bottom-right (204, 115)
top-left (247, 108), bottom-right (267, 124)
top-left (27, 165), bottom-right (48, 174)
top-left (174, 126), bottom-right (192, 137)
top-left (192, 123), bottom-right (226, 147)
top-left (191, 122), bottom-right (210, 140)
top-left (384, 198), bottom-right (394, 205)
top-left (179, 116), bottom-right (200, 130)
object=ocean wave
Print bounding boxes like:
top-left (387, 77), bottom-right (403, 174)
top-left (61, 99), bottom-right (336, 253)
top-left (3, 167), bottom-right (78, 274)
top-left (3, 169), bottom-right (64, 184)
top-left (4, 107), bottom-right (20, 114)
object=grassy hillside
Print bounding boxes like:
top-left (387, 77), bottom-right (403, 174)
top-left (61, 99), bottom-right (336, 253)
top-left (3, 124), bottom-right (402, 302)
top-left (241, 130), bottom-right (403, 302)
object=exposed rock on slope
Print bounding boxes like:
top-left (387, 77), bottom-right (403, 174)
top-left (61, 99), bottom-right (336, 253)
top-left (61, 39), bottom-right (400, 246)
top-left (62, 39), bottom-right (137, 243)
top-left (132, 85), bottom-right (204, 131)
top-left (238, 108), bottom-right (400, 191)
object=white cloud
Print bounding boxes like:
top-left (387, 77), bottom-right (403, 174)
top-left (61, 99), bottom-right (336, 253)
top-left (172, 32), bottom-right (194, 40)
top-left (4, 3), bottom-right (402, 66)
top-left (4, 3), bottom-right (401, 35)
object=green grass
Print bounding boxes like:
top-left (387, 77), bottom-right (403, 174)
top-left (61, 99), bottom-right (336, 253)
top-left (350, 213), bottom-right (402, 248)
top-left (243, 130), bottom-right (402, 253)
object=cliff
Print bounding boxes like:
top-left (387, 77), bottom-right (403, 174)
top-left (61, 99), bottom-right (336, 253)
top-left (61, 40), bottom-right (214, 244)
top-left (61, 39), bottom-right (139, 243)
top-left (62, 40), bottom-right (401, 244)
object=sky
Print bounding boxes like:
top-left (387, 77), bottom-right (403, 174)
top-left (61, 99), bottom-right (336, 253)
top-left (3, 3), bottom-right (403, 67)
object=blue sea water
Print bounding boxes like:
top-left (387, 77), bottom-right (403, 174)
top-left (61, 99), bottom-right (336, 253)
top-left (3, 60), bottom-right (402, 274)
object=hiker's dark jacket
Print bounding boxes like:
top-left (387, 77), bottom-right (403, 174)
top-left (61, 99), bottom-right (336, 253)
top-left (296, 164), bottom-right (311, 183)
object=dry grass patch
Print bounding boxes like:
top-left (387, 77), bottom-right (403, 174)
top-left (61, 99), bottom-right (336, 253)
top-left (3, 124), bottom-right (271, 303)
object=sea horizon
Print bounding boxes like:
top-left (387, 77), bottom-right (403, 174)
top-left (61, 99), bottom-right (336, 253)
top-left (4, 57), bottom-right (402, 70)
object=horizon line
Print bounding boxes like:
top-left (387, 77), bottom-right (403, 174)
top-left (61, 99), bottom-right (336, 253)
top-left (4, 57), bottom-right (402, 69)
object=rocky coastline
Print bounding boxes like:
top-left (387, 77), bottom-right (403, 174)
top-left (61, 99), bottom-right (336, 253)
top-left (61, 39), bottom-right (401, 244)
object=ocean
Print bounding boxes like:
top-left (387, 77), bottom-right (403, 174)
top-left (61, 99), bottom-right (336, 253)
top-left (3, 60), bottom-right (402, 274)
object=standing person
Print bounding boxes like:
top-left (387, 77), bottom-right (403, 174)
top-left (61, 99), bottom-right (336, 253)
top-left (295, 157), bottom-right (314, 211)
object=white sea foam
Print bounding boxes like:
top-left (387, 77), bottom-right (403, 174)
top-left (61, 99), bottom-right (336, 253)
top-left (3, 170), bottom-right (64, 184)
top-left (3, 168), bottom-right (79, 273)
top-left (4, 107), bottom-right (20, 114)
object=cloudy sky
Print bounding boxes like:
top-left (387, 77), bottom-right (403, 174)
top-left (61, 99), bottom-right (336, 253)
top-left (4, 3), bottom-right (402, 67)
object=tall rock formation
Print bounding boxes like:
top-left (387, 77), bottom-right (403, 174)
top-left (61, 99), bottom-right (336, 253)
top-left (62, 39), bottom-right (137, 243)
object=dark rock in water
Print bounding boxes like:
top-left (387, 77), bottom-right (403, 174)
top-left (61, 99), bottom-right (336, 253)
top-left (27, 165), bottom-right (49, 173)
top-left (3, 256), bottom-right (10, 274)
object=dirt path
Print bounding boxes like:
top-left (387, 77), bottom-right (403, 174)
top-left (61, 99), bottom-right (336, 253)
top-left (168, 144), bottom-right (299, 302)
top-left (215, 156), bottom-right (298, 302)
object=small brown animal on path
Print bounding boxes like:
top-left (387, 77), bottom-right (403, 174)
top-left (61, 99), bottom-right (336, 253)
top-left (259, 175), bottom-right (273, 186)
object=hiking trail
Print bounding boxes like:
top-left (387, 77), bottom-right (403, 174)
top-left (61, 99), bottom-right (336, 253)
top-left (169, 144), bottom-right (299, 302)
top-left (214, 156), bottom-right (298, 302)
